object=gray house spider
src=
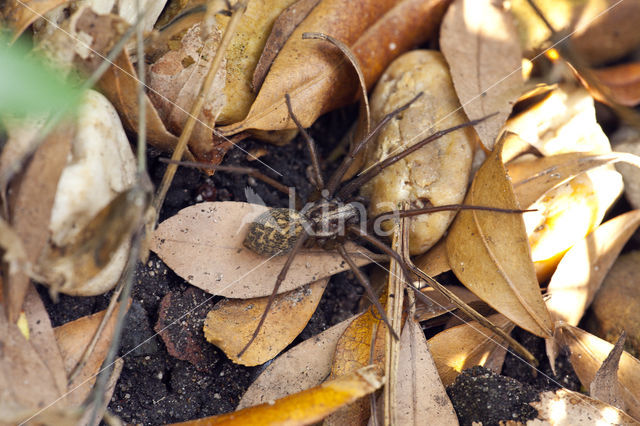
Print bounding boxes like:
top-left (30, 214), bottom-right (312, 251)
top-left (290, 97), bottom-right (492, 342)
top-left (164, 92), bottom-right (537, 364)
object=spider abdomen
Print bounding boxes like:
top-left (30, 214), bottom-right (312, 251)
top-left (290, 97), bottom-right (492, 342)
top-left (244, 208), bottom-right (308, 255)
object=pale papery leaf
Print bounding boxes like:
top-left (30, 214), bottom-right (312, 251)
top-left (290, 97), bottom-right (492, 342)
top-left (151, 201), bottom-right (381, 298)
top-left (557, 323), bottom-right (640, 420)
top-left (446, 133), bottom-right (553, 338)
top-left (428, 313), bottom-right (512, 386)
top-left (531, 388), bottom-right (639, 425)
top-left (238, 315), bottom-right (358, 409)
top-left (168, 365), bottom-right (383, 426)
top-left (394, 319), bottom-right (458, 425)
top-left (440, 0), bottom-right (523, 150)
top-left (203, 279), bottom-right (328, 366)
top-left (546, 210), bottom-right (640, 328)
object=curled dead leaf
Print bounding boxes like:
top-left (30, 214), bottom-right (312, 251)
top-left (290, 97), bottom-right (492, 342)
top-left (591, 62), bottom-right (640, 107)
top-left (446, 133), bottom-right (553, 338)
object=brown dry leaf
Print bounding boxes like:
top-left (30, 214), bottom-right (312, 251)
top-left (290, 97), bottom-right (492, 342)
top-left (413, 285), bottom-right (481, 323)
top-left (325, 297), bottom-right (387, 426)
top-left (546, 210), bottom-right (640, 328)
top-left (446, 133), bottom-right (553, 338)
top-left (394, 318), bottom-right (458, 425)
top-left (169, 365), bottom-right (383, 426)
top-left (215, 0), bottom-right (304, 124)
top-left (219, 0), bottom-right (451, 135)
top-left (251, 0), bottom-right (321, 95)
top-left (591, 332), bottom-right (626, 411)
top-left (151, 201), bottom-right (380, 298)
top-left (440, 0), bottom-right (523, 150)
top-left (0, 0), bottom-right (70, 42)
top-left (72, 9), bottom-right (182, 156)
top-left (204, 279), bottom-right (328, 366)
top-left (414, 241), bottom-right (450, 278)
top-left (0, 297), bottom-right (68, 423)
top-left (511, 0), bottom-right (640, 66)
top-left (428, 314), bottom-right (512, 386)
top-left (53, 304), bottom-right (123, 405)
top-left (147, 22), bottom-right (225, 154)
top-left (238, 315), bottom-right (358, 409)
top-left (557, 323), bottom-right (640, 420)
top-left (3, 123), bottom-right (73, 322)
top-left (531, 388), bottom-right (639, 426)
top-left (591, 62), bottom-right (640, 107)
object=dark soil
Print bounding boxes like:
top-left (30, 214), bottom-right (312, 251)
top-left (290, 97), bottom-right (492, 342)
top-left (38, 104), bottom-right (586, 425)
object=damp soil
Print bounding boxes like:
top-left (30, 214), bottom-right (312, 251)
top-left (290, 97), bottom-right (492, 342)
top-left (39, 106), bottom-right (583, 425)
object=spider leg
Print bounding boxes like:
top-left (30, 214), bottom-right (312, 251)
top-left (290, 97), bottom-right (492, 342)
top-left (237, 231), bottom-right (310, 358)
top-left (346, 224), bottom-right (538, 366)
top-left (337, 244), bottom-right (399, 340)
top-left (285, 94), bottom-right (325, 192)
top-left (158, 158), bottom-right (303, 208)
top-left (337, 113), bottom-right (497, 199)
top-left (369, 204), bottom-right (534, 227)
top-left (326, 93), bottom-right (423, 196)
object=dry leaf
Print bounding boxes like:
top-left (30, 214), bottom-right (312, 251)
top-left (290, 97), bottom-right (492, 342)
top-left (394, 319), bottom-right (458, 425)
top-left (511, 0), bottom-right (640, 66)
top-left (147, 22), bottom-right (225, 152)
top-left (238, 315), bottom-right (358, 409)
top-left (203, 279), bottom-right (328, 366)
top-left (219, 0), bottom-right (451, 135)
top-left (53, 304), bottom-right (123, 405)
top-left (505, 84), bottom-right (623, 281)
top-left (591, 332), bottom-right (626, 411)
top-left (591, 62), bottom-right (640, 107)
top-left (413, 285), bottom-right (481, 323)
top-left (446, 133), bottom-right (553, 338)
top-left (440, 0), bottom-right (523, 150)
top-left (0, 0), bottom-right (70, 42)
top-left (428, 313), bottom-right (512, 386)
top-left (72, 9), bottom-right (182, 155)
top-left (325, 297), bottom-right (387, 426)
top-left (152, 201), bottom-right (380, 298)
top-left (557, 323), bottom-right (640, 420)
top-left (612, 126), bottom-right (640, 210)
top-left (361, 50), bottom-right (476, 255)
top-left (216, 0), bottom-right (304, 124)
top-left (0, 297), bottom-right (67, 423)
top-left (413, 241), bottom-right (450, 278)
top-left (546, 210), bottom-right (640, 328)
top-left (251, 0), bottom-right (321, 95)
top-left (3, 123), bottom-right (72, 322)
top-left (531, 388), bottom-right (639, 426)
top-left (169, 365), bottom-right (383, 426)
top-left (588, 251), bottom-right (640, 359)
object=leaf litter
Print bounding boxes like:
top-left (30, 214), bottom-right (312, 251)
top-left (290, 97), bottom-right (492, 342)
top-left (4, 0), bottom-right (640, 424)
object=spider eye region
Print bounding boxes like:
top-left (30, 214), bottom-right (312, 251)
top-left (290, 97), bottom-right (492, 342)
top-left (243, 208), bottom-right (308, 255)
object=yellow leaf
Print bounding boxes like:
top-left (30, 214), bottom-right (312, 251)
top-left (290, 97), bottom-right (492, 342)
top-left (168, 365), bottom-right (383, 426)
top-left (204, 279), bottom-right (327, 366)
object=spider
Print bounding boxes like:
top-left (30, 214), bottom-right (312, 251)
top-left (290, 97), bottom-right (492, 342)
top-left (164, 92), bottom-right (536, 364)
